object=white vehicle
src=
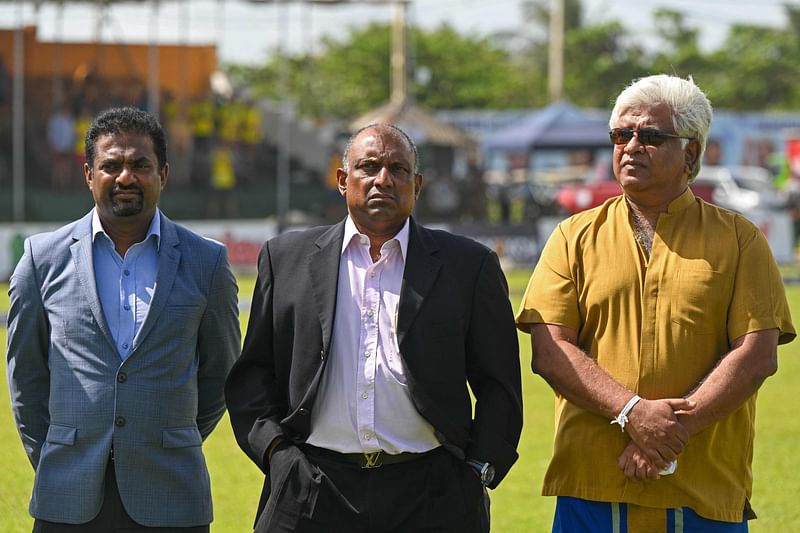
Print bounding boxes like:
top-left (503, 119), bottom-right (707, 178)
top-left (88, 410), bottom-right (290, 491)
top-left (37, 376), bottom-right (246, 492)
top-left (725, 165), bottom-right (790, 209)
top-left (694, 166), bottom-right (770, 213)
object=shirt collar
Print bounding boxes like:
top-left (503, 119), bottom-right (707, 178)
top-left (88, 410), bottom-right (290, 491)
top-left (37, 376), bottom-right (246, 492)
top-left (91, 208), bottom-right (162, 250)
top-left (665, 186), bottom-right (697, 215)
top-left (342, 216), bottom-right (410, 261)
top-left (622, 186), bottom-right (697, 219)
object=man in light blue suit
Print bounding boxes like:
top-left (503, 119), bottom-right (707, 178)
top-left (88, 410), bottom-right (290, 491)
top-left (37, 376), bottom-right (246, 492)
top-left (6, 107), bottom-right (240, 532)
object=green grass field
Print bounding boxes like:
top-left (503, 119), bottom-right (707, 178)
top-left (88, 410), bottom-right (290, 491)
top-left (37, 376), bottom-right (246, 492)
top-left (1, 272), bottom-right (799, 532)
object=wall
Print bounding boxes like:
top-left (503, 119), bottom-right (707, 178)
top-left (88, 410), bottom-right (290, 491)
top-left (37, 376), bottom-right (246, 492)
top-left (0, 25), bottom-right (217, 99)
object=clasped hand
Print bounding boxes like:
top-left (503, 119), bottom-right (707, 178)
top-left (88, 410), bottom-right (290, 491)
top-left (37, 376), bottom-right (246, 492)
top-left (617, 397), bottom-right (694, 481)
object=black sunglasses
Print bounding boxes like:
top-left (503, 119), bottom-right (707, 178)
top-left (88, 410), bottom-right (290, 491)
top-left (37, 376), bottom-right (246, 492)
top-left (609, 127), bottom-right (694, 147)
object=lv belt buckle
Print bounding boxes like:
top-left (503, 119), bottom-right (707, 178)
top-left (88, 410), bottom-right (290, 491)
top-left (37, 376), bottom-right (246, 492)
top-left (361, 451), bottom-right (383, 469)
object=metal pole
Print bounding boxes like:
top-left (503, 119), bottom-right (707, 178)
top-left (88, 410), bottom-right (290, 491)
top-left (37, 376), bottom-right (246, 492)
top-left (548, 0), bottom-right (564, 103)
top-left (276, 1), bottom-right (290, 231)
top-left (52, 0), bottom-right (65, 104)
top-left (216, 0), bottom-right (225, 46)
top-left (92, 1), bottom-right (107, 85)
top-left (390, 1), bottom-right (407, 107)
top-left (147, 0), bottom-right (160, 116)
top-left (12, 0), bottom-right (25, 222)
top-left (178, 0), bottom-right (189, 106)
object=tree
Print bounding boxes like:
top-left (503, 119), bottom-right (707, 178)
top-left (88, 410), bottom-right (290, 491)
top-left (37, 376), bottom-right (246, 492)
top-left (412, 25), bottom-right (540, 110)
top-left (226, 1), bottom-right (800, 117)
top-left (511, 0), bottom-right (647, 108)
top-left (649, 9), bottom-right (709, 78)
top-left (227, 22), bottom-right (539, 121)
top-left (702, 23), bottom-right (798, 110)
top-left (562, 21), bottom-right (648, 108)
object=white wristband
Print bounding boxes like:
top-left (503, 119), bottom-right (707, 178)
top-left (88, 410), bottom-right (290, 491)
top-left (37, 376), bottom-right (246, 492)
top-left (610, 395), bottom-right (641, 432)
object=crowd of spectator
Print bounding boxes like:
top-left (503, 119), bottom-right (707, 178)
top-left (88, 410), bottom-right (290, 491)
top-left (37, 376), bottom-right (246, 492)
top-left (0, 72), bottom-right (274, 219)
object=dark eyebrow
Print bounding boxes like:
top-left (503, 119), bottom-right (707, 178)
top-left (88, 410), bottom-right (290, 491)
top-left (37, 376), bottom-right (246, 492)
top-left (99, 156), bottom-right (151, 166)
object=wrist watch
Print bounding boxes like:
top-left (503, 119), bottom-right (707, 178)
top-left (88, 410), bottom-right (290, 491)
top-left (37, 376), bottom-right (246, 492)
top-left (466, 459), bottom-right (495, 486)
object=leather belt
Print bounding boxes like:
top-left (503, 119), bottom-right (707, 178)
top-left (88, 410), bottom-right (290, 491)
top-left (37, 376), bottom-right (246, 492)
top-left (303, 444), bottom-right (442, 469)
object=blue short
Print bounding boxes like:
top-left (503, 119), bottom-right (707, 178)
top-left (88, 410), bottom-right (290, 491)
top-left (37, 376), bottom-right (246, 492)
top-left (553, 496), bottom-right (748, 533)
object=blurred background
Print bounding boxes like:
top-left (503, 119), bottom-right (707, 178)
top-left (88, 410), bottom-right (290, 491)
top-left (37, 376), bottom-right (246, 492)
top-left (0, 0), bottom-right (799, 276)
top-left (2, 2), bottom-right (800, 531)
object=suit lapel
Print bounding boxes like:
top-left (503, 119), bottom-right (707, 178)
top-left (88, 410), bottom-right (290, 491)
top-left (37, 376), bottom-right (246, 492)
top-left (131, 214), bottom-right (180, 354)
top-left (308, 222), bottom-right (345, 353)
top-left (397, 219), bottom-right (441, 348)
top-left (70, 212), bottom-right (117, 351)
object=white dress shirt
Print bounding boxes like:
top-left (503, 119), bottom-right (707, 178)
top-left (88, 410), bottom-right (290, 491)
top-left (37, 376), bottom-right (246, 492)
top-left (307, 217), bottom-right (440, 454)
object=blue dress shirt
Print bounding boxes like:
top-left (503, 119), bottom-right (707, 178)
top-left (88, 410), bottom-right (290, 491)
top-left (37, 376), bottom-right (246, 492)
top-left (92, 209), bottom-right (161, 360)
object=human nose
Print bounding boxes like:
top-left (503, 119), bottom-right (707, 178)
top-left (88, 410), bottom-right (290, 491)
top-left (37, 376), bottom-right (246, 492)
top-left (116, 165), bottom-right (136, 185)
top-left (373, 165), bottom-right (393, 186)
top-left (623, 132), bottom-right (645, 153)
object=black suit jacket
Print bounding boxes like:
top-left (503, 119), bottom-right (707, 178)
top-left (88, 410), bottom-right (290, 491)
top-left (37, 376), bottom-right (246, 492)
top-left (226, 218), bottom-right (522, 491)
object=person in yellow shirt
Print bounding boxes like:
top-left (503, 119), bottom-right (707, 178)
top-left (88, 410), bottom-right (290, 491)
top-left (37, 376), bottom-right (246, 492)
top-left (516, 74), bottom-right (795, 533)
top-left (208, 141), bottom-right (238, 218)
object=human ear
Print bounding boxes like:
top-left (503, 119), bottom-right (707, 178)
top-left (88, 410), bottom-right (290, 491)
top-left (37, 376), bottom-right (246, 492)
top-left (684, 140), bottom-right (700, 176)
top-left (337, 168), bottom-right (348, 197)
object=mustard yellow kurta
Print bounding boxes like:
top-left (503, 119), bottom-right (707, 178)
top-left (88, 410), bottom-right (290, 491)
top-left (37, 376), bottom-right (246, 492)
top-left (516, 188), bottom-right (795, 522)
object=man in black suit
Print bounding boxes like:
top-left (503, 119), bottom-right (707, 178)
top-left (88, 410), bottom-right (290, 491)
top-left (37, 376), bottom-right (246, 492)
top-left (225, 123), bottom-right (522, 533)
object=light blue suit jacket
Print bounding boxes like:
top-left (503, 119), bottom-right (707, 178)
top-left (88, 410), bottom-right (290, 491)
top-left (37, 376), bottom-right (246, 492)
top-left (6, 211), bottom-right (240, 527)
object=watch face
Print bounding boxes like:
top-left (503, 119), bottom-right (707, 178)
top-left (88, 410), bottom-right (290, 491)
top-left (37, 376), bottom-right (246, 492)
top-left (483, 464), bottom-right (496, 485)
top-left (468, 460), bottom-right (495, 485)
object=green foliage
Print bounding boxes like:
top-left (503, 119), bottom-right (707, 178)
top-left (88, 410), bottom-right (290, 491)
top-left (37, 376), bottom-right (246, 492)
top-left (563, 21), bottom-right (649, 108)
top-left (649, 9), bottom-right (709, 78)
top-left (413, 25), bottom-right (540, 110)
top-left (309, 24), bottom-right (393, 118)
top-left (702, 24), bottom-right (799, 110)
top-left (226, 2), bottom-right (800, 119)
top-left (228, 22), bottom-right (543, 120)
top-left (520, 0), bottom-right (585, 33)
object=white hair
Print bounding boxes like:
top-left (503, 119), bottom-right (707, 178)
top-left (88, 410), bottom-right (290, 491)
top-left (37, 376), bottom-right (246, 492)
top-left (609, 74), bottom-right (713, 180)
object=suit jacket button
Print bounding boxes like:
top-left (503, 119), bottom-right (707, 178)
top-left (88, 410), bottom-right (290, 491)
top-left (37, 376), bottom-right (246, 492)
top-left (117, 373), bottom-right (127, 383)
top-left (298, 408), bottom-right (309, 416)
top-left (292, 434), bottom-right (304, 442)
top-left (115, 416), bottom-right (126, 427)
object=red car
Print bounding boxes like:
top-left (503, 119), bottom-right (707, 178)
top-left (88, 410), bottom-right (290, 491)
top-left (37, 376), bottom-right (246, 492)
top-left (555, 178), bottom-right (715, 214)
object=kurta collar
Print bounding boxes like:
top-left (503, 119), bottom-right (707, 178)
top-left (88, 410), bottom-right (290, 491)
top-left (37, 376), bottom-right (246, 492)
top-left (665, 187), bottom-right (696, 215)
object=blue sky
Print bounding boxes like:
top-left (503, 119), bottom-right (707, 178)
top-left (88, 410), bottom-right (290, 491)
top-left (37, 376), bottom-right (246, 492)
top-left (0, 0), bottom-right (795, 65)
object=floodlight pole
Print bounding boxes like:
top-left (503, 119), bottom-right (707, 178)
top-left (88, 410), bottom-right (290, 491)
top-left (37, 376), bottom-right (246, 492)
top-left (548, 0), bottom-right (564, 103)
top-left (276, 0), bottom-right (291, 232)
top-left (12, 1), bottom-right (25, 222)
top-left (52, 0), bottom-right (65, 104)
top-left (178, 0), bottom-right (189, 101)
top-left (147, 0), bottom-right (160, 117)
top-left (390, 1), bottom-right (407, 107)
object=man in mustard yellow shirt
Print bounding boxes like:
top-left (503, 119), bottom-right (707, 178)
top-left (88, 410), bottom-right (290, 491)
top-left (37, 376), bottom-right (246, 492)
top-left (516, 74), bottom-right (795, 532)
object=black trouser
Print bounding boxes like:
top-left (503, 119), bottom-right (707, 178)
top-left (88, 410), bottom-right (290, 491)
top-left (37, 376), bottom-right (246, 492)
top-left (255, 443), bottom-right (490, 533)
top-left (32, 460), bottom-right (209, 533)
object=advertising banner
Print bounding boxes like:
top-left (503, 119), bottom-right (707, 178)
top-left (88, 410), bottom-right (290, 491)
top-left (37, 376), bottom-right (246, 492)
top-left (0, 212), bottom-right (795, 281)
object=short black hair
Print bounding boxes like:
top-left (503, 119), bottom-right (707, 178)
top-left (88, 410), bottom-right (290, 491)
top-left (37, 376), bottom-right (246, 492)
top-left (341, 123), bottom-right (420, 175)
top-left (85, 107), bottom-right (167, 169)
